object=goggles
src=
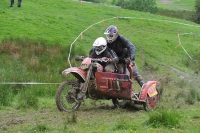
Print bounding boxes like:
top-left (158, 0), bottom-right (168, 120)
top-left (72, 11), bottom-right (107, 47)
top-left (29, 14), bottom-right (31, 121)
top-left (94, 46), bottom-right (105, 51)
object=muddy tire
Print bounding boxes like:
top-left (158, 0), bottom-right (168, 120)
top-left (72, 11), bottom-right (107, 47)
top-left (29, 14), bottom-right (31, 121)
top-left (143, 88), bottom-right (159, 111)
top-left (56, 80), bottom-right (81, 112)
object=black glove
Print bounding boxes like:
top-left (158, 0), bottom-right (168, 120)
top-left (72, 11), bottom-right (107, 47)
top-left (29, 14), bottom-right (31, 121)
top-left (124, 57), bottom-right (131, 63)
top-left (101, 57), bottom-right (112, 62)
top-left (107, 58), bottom-right (112, 62)
top-left (119, 57), bottom-right (124, 62)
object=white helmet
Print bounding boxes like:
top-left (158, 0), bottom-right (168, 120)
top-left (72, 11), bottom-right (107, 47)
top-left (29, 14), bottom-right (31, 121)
top-left (93, 37), bottom-right (107, 55)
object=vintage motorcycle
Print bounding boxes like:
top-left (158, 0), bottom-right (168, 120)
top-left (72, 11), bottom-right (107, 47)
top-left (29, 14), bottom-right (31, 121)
top-left (55, 56), bottom-right (160, 112)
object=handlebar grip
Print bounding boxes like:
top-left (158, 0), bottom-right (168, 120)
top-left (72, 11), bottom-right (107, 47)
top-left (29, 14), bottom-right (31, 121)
top-left (75, 56), bottom-right (84, 61)
top-left (92, 58), bottom-right (108, 62)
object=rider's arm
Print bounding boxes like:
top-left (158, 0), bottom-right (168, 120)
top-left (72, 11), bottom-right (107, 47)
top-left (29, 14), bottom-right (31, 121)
top-left (120, 35), bottom-right (136, 61)
top-left (108, 49), bottom-right (119, 63)
top-left (89, 48), bottom-right (95, 58)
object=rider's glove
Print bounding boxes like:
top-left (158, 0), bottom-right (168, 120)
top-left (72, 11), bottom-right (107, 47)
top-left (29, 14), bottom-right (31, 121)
top-left (124, 57), bottom-right (131, 63)
top-left (107, 58), bottom-right (112, 62)
top-left (101, 57), bottom-right (112, 62)
top-left (101, 57), bottom-right (108, 62)
top-left (119, 57), bottom-right (124, 62)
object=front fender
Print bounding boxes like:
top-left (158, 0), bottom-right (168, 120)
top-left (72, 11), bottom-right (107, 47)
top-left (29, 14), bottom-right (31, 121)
top-left (139, 81), bottom-right (159, 101)
top-left (62, 67), bottom-right (87, 82)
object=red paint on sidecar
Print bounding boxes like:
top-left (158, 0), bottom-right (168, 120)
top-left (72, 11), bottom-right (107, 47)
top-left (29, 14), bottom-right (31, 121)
top-left (94, 72), bottom-right (132, 99)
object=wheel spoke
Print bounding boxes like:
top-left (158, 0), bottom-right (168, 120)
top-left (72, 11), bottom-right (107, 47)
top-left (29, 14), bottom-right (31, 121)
top-left (56, 80), bottom-right (81, 112)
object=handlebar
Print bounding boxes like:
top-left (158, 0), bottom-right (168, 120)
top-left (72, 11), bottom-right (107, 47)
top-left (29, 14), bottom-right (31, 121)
top-left (92, 58), bottom-right (109, 62)
top-left (75, 56), bottom-right (109, 62)
top-left (75, 56), bottom-right (85, 61)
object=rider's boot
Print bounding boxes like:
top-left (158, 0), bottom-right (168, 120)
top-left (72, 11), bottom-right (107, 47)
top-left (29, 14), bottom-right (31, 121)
top-left (135, 75), bottom-right (145, 87)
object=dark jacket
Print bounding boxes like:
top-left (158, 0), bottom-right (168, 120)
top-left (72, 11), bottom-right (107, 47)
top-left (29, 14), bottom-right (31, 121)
top-left (107, 34), bottom-right (136, 63)
top-left (89, 47), bottom-right (119, 66)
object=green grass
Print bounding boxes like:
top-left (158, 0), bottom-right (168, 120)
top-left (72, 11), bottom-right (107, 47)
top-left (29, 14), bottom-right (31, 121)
top-left (156, 0), bottom-right (196, 11)
top-left (0, 0), bottom-right (200, 132)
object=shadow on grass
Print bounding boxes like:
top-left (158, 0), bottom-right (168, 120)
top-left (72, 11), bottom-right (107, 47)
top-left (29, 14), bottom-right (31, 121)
top-left (79, 102), bottom-right (144, 112)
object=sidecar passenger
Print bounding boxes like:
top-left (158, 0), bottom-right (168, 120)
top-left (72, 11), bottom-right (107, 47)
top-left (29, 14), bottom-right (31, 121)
top-left (89, 37), bottom-right (119, 73)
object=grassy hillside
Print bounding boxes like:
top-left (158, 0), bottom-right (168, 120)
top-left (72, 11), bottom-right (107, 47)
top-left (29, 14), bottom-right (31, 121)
top-left (156, 0), bottom-right (196, 11)
top-left (0, 0), bottom-right (200, 132)
top-left (1, 0), bottom-right (199, 71)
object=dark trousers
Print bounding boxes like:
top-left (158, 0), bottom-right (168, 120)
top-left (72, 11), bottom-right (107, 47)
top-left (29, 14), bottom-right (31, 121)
top-left (10, 0), bottom-right (22, 7)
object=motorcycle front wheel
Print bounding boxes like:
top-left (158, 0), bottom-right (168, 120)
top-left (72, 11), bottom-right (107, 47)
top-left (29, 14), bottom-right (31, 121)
top-left (56, 80), bottom-right (81, 112)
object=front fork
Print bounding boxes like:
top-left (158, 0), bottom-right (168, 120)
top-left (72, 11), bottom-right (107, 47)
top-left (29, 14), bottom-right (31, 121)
top-left (77, 65), bottom-right (93, 101)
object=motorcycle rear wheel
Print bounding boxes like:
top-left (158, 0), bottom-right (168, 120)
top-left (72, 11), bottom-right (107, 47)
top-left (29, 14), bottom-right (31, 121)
top-left (56, 80), bottom-right (81, 112)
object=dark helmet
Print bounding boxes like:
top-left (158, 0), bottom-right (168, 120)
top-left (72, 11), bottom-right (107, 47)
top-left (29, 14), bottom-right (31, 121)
top-left (104, 25), bottom-right (119, 43)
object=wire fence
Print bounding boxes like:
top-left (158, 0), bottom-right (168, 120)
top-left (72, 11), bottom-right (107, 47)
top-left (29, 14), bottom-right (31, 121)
top-left (176, 32), bottom-right (198, 62)
top-left (68, 16), bottom-right (200, 67)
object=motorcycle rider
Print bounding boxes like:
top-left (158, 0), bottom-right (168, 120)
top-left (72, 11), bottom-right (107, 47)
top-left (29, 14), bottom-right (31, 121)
top-left (77, 37), bottom-right (119, 101)
top-left (89, 37), bottom-right (119, 73)
top-left (104, 25), bottom-right (145, 87)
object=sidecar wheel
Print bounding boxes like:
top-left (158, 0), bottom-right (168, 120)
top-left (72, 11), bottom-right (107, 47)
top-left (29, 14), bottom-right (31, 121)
top-left (56, 80), bottom-right (81, 112)
top-left (143, 89), bottom-right (159, 111)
